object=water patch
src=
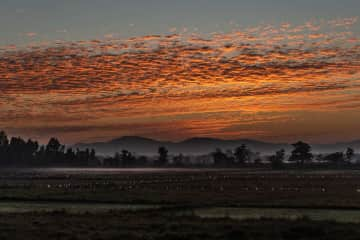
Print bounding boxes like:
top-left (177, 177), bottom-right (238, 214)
top-left (179, 207), bottom-right (360, 223)
top-left (0, 201), bottom-right (161, 213)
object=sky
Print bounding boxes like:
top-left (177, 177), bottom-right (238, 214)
top-left (0, 0), bottom-right (360, 144)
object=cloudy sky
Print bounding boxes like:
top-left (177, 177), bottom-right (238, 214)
top-left (0, 0), bottom-right (360, 144)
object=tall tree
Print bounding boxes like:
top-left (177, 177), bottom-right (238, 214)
top-left (173, 153), bottom-right (184, 166)
top-left (158, 146), bottom-right (168, 165)
top-left (234, 144), bottom-right (251, 165)
top-left (46, 138), bottom-right (62, 153)
top-left (289, 141), bottom-right (313, 165)
top-left (212, 148), bottom-right (231, 166)
top-left (25, 139), bottom-right (39, 165)
top-left (324, 152), bottom-right (345, 166)
top-left (120, 150), bottom-right (136, 166)
top-left (8, 137), bottom-right (27, 165)
top-left (0, 131), bottom-right (9, 164)
top-left (65, 148), bottom-right (76, 165)
top-left (0, 131), bottom-right (9, 147)
top-left (45, 138), bottom-right (65, 164)
top-left (346, 147), bottom-right (355, 162)
top-left (269, 149), bottom-right (285, 169)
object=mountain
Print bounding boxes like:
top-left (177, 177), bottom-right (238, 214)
top-left (175, 137), bottom-right (288, 155)
top-left (74, 136), bottom-right (360, 156)
top-left (74, 136), bottom-right (289, 156)
top-left (75, 136), bottom-right (167, 156)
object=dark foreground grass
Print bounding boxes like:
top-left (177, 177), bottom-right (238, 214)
top-left (1, 169), bottom-right (360, 208)
top-left (0, 210), bottom-right (360, 240)
top-left (1, 170), bottom-right (360, 239)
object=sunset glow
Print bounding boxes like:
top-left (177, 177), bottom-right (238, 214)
top-left (0, 2), bottom-right (359, 144)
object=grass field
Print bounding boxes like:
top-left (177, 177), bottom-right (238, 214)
top-left (1, 210), bottom-right (360, 240)
top-left (1, 168), bottom-right (360, 239)
top-left (1, 168), bottom-right (360, 208)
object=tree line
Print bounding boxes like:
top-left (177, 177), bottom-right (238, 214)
top-left (0, 131), bottom-right (97, 167)
top-left (0, 131), bottom-right (357, 168)
top-left (211, 141), bottom-right (355, 169)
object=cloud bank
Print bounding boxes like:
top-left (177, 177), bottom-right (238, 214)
top-left (0, 18), bottom-right (359, 143)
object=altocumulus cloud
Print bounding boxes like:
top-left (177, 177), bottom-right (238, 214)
top-left (0, 18), bottom-right (359, 143)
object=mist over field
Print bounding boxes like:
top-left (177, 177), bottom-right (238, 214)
top-left (74, 136), bottom-right (360, 156)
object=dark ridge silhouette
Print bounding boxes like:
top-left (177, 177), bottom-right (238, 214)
top-left (74, 136), bottom-right (288, 156)
top-left (74, 136), bottom-right (360, 156)
top-left (0, 130), bottom-right (359, 168)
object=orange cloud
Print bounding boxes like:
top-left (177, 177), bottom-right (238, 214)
top-left (0, 19), bottom-right (359, 143)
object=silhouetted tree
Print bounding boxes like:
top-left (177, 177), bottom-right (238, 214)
top-left (46, 138), bottom-right (62, 153)
top-left (74, 148), bottom-right (91, 166)
top-left (269, 149), bottom-right (285, 169)
top-left (45, 138), bottom-right (65, 165)
top-left (225, 149), bottom-right (235, 163)
top-left (212, 148), bottom-right (231, 166)
top-left (234, 144), bottom-right (251, 165)
top-left (136, 156), bottom-right (148, 166)
top-left (25, 139), bottom-right (39, 165)
top-left (346, 148), bottom-right (355, 162)
top-left (158, 146), bottom-right (168, 165)
top-left (88, 148), bottom-right (99, 166)
top-left (173, 153), bottom-right (185, 166)
top-left (102, 152), bottom-right (119, 167)
top-left (120, 150), bottom-right (136, 166)
top-left (64, 148), bottom-right (74, 165)
top-left (103, 156), bottom-right (117, 167)
top-left (90, 149), bottom-right (96, 160)
top-left (8, 137), bottom-right (27, 165)
top-left (114, 152), bottom-right (121, 166)
top-left (0, 130), bottom-right (99, 167)
top-left (0, 131), bottom-right (9, 164)
top-left (35, 146), bottom-right (46, 165)
top-left (324, 152), bottom-right (345, 166)
top-left (289, 141), bottom-right (313, 165)
top-left (0, 131), bottom-right (9, 147)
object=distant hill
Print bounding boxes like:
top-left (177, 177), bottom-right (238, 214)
top-left (74, 136), bottom-right (290, 156)
top-left (74, 136), bottom-right (360, 156)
